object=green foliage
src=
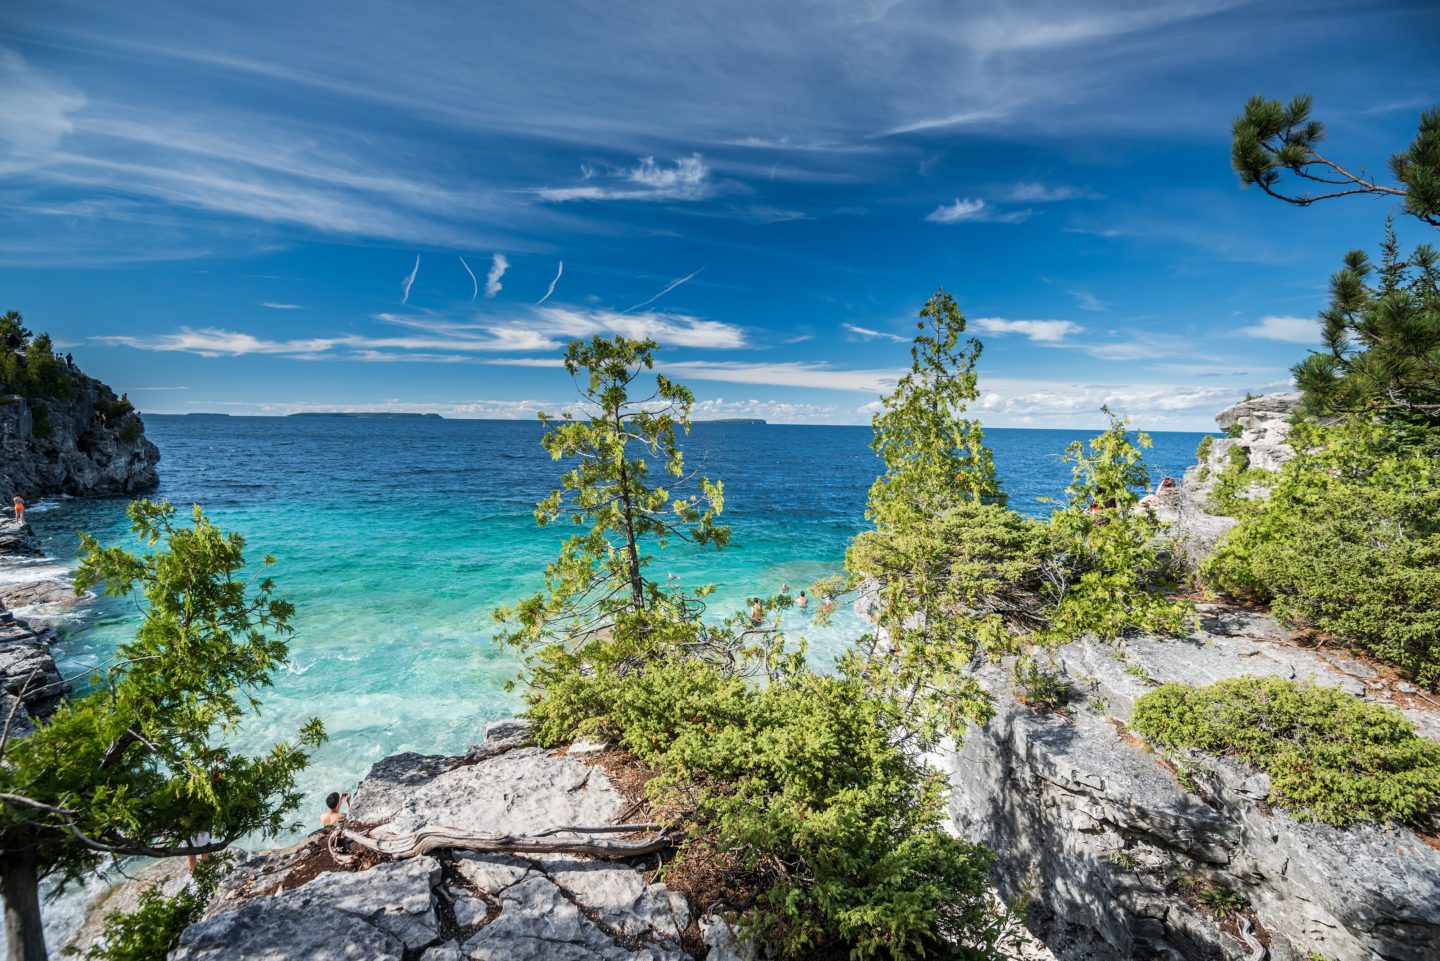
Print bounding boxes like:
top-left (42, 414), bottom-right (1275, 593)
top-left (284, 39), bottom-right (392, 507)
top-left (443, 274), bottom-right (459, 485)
top-left (1034, 411), bottom-right (1193, 649)
top-left (1011, 653), bottom-right (1071, 711)
top-left (1291, 228), bottom-right (1440, 443)
top-left (502, 333), bottom-right (1008, 959)
top-left (493, 336), bottom-right (729, 689)
top-left (1204, 417), bottom-right (1440, 684)
top-left (1195, 435), bottom-right (1214, 461)
top-left (0, 500), bottom-right (325, 890)
top-left (1, 325), bottom-right (75, 402)
top-left (527, 656), bottom-right (1005, 961)
top-left (85, 860), bottom-right (221, 961)
top-left (1206, 444), bottom-right (1270, 517)
top-left (1195, 885), bottom-right (1247, 921)
top-left (1, 309), bottom-right (32, 344)
top-left (1231, 95), bottom-right (1440, 229)
top-left (1133, 677), bottom-right (1440, 827)
top-left (866, 287), bottom-right (1001, 530)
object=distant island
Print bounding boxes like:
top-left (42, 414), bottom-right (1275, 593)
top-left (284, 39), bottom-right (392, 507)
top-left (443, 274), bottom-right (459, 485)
top-left (698, 418), bottom-right (766, 425)
top-left (287, 412), bottom-right (443, 419)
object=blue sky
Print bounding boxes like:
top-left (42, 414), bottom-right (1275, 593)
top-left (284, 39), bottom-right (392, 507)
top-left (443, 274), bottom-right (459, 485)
top-left (1, 0), bottom-right (1436, 429)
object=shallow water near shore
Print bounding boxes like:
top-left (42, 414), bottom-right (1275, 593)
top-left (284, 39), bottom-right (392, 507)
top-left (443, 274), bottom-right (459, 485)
top-left (26, 416), bottom-right (1210, 855)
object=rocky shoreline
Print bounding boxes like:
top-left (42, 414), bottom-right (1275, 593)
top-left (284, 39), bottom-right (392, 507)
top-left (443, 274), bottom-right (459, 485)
top-left (0, 518), bottom-right (72, 738)
top-left (166, 719), bottom-right (749, 961)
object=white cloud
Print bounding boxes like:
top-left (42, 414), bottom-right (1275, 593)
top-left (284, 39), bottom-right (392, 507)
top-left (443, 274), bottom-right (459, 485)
top-left (485, 253), bottom-right (508, 297)
top-left (458, 256), bottom-right (478, 302)
top-left (98, 304), bottom-right (751, 360)
top-left (972, 317), bottom-right (1082, 342)
top-left (925, 197), bottom-right (1030, 224)
top-left (1240, 315), bottom-right (1321, 344)
top-left (536, 260), bottom-right (563, 305)
top-left (261, 302), bottom-right (305, 310)
top-left (842, 323), bottom-right (908, 343)
top-left (0, 49), bottom-right (86, 174)
top-left (974, 376), bottom-right (1250, 429)
top-left (400, 255), bottom-right (420, 305)
top-left (536, 154), bottom-right (713, 202)
top-left (1069, 289), bottom-right (1107, 312)
top-left (663, 360), bottom-right (900, 393)
top-left (627, 267), bottom-right (703, 312)
top-left (1007, 182), bottom-right (1101, 202)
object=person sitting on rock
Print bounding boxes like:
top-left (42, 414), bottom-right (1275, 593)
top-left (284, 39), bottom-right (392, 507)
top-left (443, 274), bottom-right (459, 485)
top-left (12, 496), bottom-right (23, 524)
top-left (322, 791), bottom-right (350, 828)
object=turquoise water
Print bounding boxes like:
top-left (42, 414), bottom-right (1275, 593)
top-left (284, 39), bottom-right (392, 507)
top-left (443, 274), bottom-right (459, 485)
top-left (27, 416), bottom-right (1210, 844)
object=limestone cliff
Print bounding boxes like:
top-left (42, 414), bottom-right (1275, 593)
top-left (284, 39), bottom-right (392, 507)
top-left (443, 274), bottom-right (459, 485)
top-left (1, 363), bottom-right (160, 501)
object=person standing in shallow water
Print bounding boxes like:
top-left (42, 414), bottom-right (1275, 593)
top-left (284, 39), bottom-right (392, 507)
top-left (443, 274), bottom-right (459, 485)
top-left (797, 590), bottom-right (808, 609)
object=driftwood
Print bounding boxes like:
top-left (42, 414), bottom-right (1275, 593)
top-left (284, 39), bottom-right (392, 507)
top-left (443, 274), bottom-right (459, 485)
top-left (338, 822), bottom-right (672, 861)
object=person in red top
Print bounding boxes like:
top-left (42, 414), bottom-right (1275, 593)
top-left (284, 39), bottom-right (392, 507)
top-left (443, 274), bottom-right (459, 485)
top-left (11, 496), bottom-right (23, 524)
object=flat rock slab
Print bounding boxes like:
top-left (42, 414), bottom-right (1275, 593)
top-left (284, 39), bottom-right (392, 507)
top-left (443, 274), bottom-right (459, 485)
top-left (174, 858), bottom-right (440, 961)
top-left (356, 745), bottom-right (625, 841)
top-left (181, 720), bottom-right (696, 961)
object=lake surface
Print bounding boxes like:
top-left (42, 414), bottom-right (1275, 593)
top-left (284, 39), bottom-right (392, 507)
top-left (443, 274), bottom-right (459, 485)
top-left (26, 415), bottom-right (1210, 845)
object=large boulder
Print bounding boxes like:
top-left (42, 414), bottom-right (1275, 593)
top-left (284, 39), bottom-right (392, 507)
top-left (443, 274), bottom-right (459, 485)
top-left (172, 720), bottom-right (698, 961)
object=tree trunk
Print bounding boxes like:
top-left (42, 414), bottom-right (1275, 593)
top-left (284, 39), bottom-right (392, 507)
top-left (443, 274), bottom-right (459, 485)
top-left (613, 415), bottom-right (646, 612)
top-left (1, 847), bottom-right (48, 961)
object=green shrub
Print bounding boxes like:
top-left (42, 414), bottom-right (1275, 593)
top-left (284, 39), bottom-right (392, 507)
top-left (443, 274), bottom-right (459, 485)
top-left (1133, 677), bottom-right (1440, 827)
top-left (1205, 418), bottom-right (1440, 685)
top-left (1195, 435), bottom-right (1215, 462)
top-left (528, 651), bottom-right (1004, 961)
top-left (1205, 444), bottom-right (1271, 516)
top-left (85, 860), bottom-right (220, 961)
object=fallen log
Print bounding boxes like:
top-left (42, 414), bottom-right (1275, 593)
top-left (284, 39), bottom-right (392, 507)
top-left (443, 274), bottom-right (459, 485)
top-left (338, 822), bottom-right (672, 860)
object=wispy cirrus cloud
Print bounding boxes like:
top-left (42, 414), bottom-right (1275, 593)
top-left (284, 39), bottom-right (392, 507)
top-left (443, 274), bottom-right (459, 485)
top-left (972, 317), bottom-right (1083, 342)
top-left (95, 303), bottom-right (752, 360)
top-left (1240, 314), bottom-right (1321, 344)
top-left (484, 253), bottom-right (508, 297)
top-left (536, 155), bottom-right (714, 202)
top-left (925, 198), bottom-right (1030, 224)
top-left (663, 360), bottom-right (900, 393)
top-left (627, 267), bottom-right (703, 312)
top-left (536, 260), bottom-right (563, 305)
top-left (1068, 289), bottom-right (1107, 312)
top-left (400, 256), bottom-right (420, 305)
top-left (842, 323), bottom-right (907, 343)
top-left (1006, 182), bottom-right (1102, 202)
top-left (261, 302), bottom-right (304, 310)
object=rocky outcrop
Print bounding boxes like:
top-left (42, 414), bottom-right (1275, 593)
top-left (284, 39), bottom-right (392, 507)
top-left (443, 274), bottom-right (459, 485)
top-left (855, 390), bottom-right (1440, 961)
top-left (0, 519), bottom-right (68, 737)
top-left (1156, 392), bottom-right (1301, 568)
top-left (172, 719), bottom-right (737, 961)
top-left (936, 610), bottom-right (1440, 961)
top-left (1, 366), bottom-right (159, 501)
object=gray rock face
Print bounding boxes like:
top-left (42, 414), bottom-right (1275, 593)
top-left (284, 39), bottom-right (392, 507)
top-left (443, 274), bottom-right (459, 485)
top-left (0, 520), bottom-right (68, 732)
top-left (175, 720), bottom-right (697, 961)
top-left (1156, 391), bottom-right (1301, 568)
top-left (935, 610), bottom-right (1440, 961)
top-left (0, 366), bottom-right (160, 501)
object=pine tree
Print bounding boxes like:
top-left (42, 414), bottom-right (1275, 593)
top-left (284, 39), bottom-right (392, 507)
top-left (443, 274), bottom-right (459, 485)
top-left (1231, 95), bottom-right (1439, 228)
top-left (493, 336), bottom-right (729, 692)
top-left (1292, 224), bottom-right (1440, 440)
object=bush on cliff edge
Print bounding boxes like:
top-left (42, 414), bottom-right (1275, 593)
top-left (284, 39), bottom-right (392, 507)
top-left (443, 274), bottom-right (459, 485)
top-left (1204, 417), bottom-right (1440, 686)
top-left (1133, 677), bottom-right (1440, 827)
